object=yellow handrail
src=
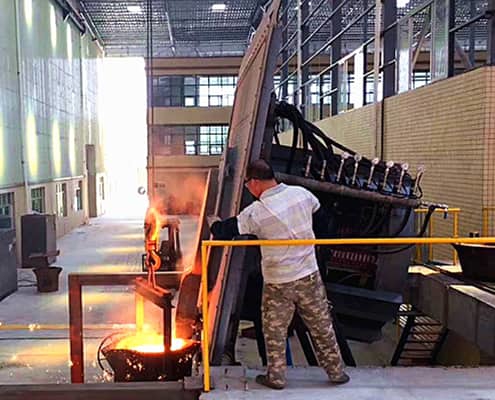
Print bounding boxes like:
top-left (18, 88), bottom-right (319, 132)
top-left (482, 207), bottom-right (495, 236)
top-left (414, 208), bottom-right (461, 264)
top-left (200, 235), bottom-right (495, 392)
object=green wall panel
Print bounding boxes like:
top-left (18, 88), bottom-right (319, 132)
top-left (0, 0), bottom-right (23, 186)
top-left (0, 0), bottom-right (104, 188)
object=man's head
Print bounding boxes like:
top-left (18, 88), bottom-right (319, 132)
top-left (244, 159), bottom-right (277, 198)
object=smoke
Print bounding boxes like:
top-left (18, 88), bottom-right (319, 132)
top-left (153, 172), bottom-right (207, 216)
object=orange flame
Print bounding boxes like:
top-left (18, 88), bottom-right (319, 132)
top-left (114, 331), bottom-right (189, 353)
top-left (145, 207), bottom-right (161, 243)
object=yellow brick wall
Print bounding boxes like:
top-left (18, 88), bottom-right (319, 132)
top-left (314, 104), bottom-right (378, 157)
top-left (384, 68), bottom-right (488, 260)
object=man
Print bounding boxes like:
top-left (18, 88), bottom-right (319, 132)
top-left (210, 159), bottom-right (349, 390)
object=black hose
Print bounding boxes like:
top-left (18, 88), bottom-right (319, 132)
top-left (359, 204), bottom-right (379, 236)
top-left (387, 207), bottom-right (413, 238)
top-left (369, 205), bottom-right (436, 255)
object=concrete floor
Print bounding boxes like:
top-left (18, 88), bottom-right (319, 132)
top-left (1, 212), bottom-right (495, 399)
top-left (202, 366), bottom-right (495, 399)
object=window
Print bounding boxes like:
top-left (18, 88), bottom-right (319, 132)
top-left (151, 75), bottom-right (237, 107)
top-left (0, 192), bottom-right (14, 229)
top-left (199, 125), bottom-right (229, 155)
top-left (31, 187), bottom-right (46, 213)
top-left (152, 125), bottom-right (229, 156)
top-left (56, 183), bottom-right (67, 217)
top-left (75, 181), bottom-right (83, 211)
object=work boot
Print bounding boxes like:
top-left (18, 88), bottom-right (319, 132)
top-left (329, 372), bottom-right (350, 385)
top-left (255, 374), bottom-right (284, 390)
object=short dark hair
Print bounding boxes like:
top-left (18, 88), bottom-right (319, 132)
top-left (246, 159), bottom-right (275, 181)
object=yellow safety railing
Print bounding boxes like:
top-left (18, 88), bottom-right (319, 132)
top-left (482, 207), bottom-right (495, 236)
top-left (200, 235), bottom-right (495, 392)
top-left (414, 208), bottom-right (461, 264)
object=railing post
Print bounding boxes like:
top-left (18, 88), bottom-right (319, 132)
top-left (201, 243), bottom-right (211, 392)
top-left (428, 215), bottom-right (434, 262)
top-left (69, 275), bottom-right (84, 383)
top-left (483, 208), bottom-right (489, 237)
top-left (453, 211), bottom-right (459, 264)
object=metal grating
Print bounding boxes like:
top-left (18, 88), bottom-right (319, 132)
top-left (80, 0), bottom-right (266, 57)
top-left (78, 0), bottom-right (490, 57)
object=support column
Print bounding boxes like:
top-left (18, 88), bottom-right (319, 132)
top-left (447, 0), bottom-right (456, 76)
top-left (488, 0), bottom-right (495, 65)
top-left (383, 0), bottom-right (397, 98)
top-left (331, 0), bottom-right (342, 116)
top-left (300, 0), bottom-right (310, 118)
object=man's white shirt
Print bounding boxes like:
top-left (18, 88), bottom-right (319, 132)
top-left (237, 183), bottom-right (320, 284)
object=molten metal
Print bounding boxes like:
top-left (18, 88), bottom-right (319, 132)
top-left (102, 332), bottom-right (200, 382)
top-left (114, 331), bottom-right (187, 353)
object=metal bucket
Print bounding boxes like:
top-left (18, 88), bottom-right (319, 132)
top-left (33, 266), bottom-right (62, 292)
top-left (102, 339), bottom-right (199, 382)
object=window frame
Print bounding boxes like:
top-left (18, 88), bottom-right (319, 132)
top-left (31, 187), bottom-right (46, 214)
top-left (0, 192), bottom-right (15, 229)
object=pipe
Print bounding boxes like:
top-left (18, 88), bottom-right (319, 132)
top-left (275, 172), bottom-right (422, 208)
top-left (13, 0), bottom-right (31, 213)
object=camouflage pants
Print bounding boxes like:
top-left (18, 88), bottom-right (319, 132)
top-left (262, 271), bottom-right (345, 386)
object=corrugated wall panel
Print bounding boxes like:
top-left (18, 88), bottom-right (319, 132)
top-left (0, 0), bottom-right (23, 187)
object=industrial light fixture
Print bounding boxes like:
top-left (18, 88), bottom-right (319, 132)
top-left (211, 3), bottom-right (226, 12)
top-left (127, 5), bottom-right (143, 14)
top-left (397, 0), bottom-right (410, 7)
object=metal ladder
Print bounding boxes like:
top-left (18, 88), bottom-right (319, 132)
top-left (391, 306), bottom-right (448, 366)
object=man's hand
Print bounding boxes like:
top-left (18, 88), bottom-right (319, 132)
top-left (206, 215), bottom-right (221, 227)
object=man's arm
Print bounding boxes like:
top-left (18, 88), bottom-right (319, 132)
top-left (312, 206), bottom-right (330, 238)
top-left (210, 217), bottom-right (240, 240)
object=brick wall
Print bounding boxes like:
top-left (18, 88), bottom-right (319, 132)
top-left (314, 103), bottom-right (377, 157)
top-left (384, 68), bottom-right (489, 259)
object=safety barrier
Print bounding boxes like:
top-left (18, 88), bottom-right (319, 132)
top-left (200, 235), bottom-right (495, 391)
top-left (414, 208), bottom-right (461, 265)
top-left (482, 207), bottom-right (495, 237)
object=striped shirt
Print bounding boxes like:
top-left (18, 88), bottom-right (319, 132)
top-left (237, 183), bottom-right (320, 284)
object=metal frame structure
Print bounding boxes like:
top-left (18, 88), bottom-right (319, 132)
top-left (79, 0), bottom-right (267, 57)
top-left (68, 272), bottom-right (181, 383)
top-left (275, 0), bottom-right (495, 120)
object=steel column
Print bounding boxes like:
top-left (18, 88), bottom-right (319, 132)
top-left (447, 0), bottom-right (456, 76)
top-left (331, 0), bottom-right (342, 116)
top-left (281, 0), bottom-right (289, 101)
top-left (300, 0), bottom-right (310, 118)
top-left (383, 0), bottom-right (397, 98)
top-left (488, 0), bottom-right (495, 65)
top-left (297, 0), bottom-right (303, 109)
